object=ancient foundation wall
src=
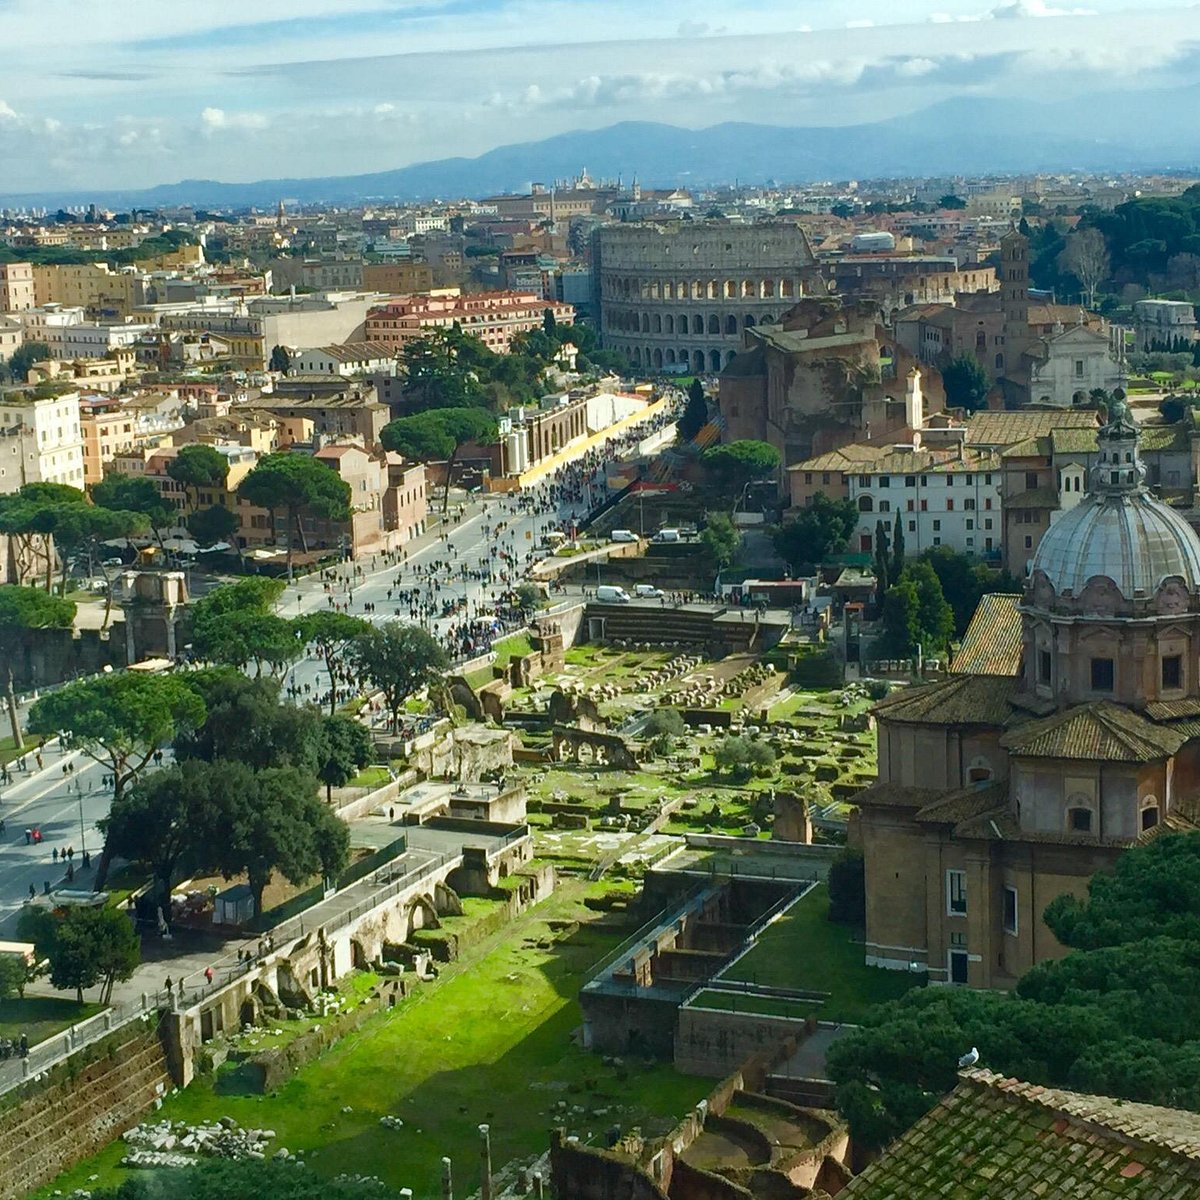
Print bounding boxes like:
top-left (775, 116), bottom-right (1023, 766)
top-left (0, 1015), bottom-right (172, 1200)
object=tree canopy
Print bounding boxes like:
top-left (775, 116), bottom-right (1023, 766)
top-left (91, 472), bottom-right (175, 541)
top-left (699, 513), bottom-right (741, 572)
top-left (299, 610), bottom-right (372, 714)
top-left (47, 905), bottom-right (140, 1004)
top-left (237, 453), bottom-right (351, 576)
top-left (29, 671), bottom-right (206, 812)
top-left (940, 354), bottom-right (991, 414)
top-left (678, 379), bottom-right (709, 442)
top-left (380, 407), bottom-right (497, 512)
top-left (349, 622), bottom-right (447, 733)
top-left (166, 444), bottom-right (229, 512)
top-left (93, 1159), bottom-right (404, 1200)
top-left (772, 494), bottom-right (857, 571)
top-left (701, 440), bottom-right (781, 499)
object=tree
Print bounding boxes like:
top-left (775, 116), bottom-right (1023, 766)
top-left (772, 494), bottom-right (858, 571)
top-left (49, 905), bottom-right (140, 1004)
top-left (186, 503), bottom-right (239, 549)
top-left (299, 611), bottom-right (372, 714)
top-left (191, 576), bottom-right (285, 624)
top-left (701, 440), bottom-right (781, 500)
top-left (396, 330), bottom-right (490, 411)
top-left (380, 407), bottom-right (498, 514)
top-left (16, 906), bottom-right (60, 960)
top-left (714, 734), bottom-right (775, 782)
top-left (879, 578), bottom-right (920, 658)
top-left (0, 585), bottom-right (76, 747)
top-left (0, 482), bottom-right (89, 590)
top-left (873, 521), bottom-right (890, 600)
top-left (269, 344), bottom-right (292, 374)
top-left (1058, 227), bottom-right (1111, 308)
top-left (193, 611), bottom-right (302, 677)
top-left (166, 444), bottom-right (229, 513)
top-left (210, 764), bottom-right (350, 914)
top-left (542, 307), bottom-right (557, 338)
top-left (101, 760), bottom-right (232, 910)
top-left (699, 512), bottom-right (741, 571)
top-left (50, 504), bottom-right (147, 613)
top-left (350, 622), bottom-right (448, 733)
top-left (643, 707), bottom-right (686, 754)
top-left (514, 581), bottom-right (544, 614)
top-left (93, 1159), bottom-right (407, 1200)
top-left (890, 510), bottom-right (905, 586)
top-left (29, 673), bottom-right (206, 886)
top-left (91, 473), bottom-right (175, 547)
top-left (906, 560), bottom-right (955, 653)
top-left (679, 379), bottom-right (709, 442)
top-left (237, 453), bottom-right (352, 579)
top-left (940, 353), bottom-right (991, 413)
top-left (938, 194), bottom-right (967, 209)
top-left (1160, 396), bottom-right (1189, 424)
top-left (317, 714), bottom-right (374, 802)
top-left (0, 954), bottom-right (31, 1001)
top-left (6, 341), bottom-right (50, 383)
top-left (921, 547), bottom-right (983, 638)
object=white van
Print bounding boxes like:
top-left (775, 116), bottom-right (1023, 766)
top-left (541, 530), bottom-right (567, 547)
top-left (634, 584), bottom-right (664, 599)
top-left (596, 585), bottom-right (632, 603)
top-left (652, 528), bottom-right (681, 543)
top-left (610, 529), bottom-right (639, 543)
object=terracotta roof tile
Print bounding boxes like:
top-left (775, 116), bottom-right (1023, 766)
top-left (951, 594), bottom-right (1023, 678)
top-left (872, 673), bottom-right (1018, 727)
top-left (999, 702), bottom-right (1185, 763)
top-left (840, 1070), bottom-right (1200, 1199)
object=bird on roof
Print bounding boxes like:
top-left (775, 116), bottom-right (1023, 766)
top-left (958, 1046), bottom-right (980, 1069)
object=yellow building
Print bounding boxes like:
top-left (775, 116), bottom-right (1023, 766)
top-left (32, 263), bottom-right (140, 314)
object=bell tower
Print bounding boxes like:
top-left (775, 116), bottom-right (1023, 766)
top-left (1000, 226), bottom-right (1030, 370)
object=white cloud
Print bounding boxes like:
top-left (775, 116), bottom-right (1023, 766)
top-left (200, 106), bottom-right (267, 131)
top-left (990, 0), bottom-right (1095, 16)
top-left (0, 100), bottom-right (17, 120)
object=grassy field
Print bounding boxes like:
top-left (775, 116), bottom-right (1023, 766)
top-left (40, 881), bottom-right (708, 1199)
top-left (490, 633), bottom-right (535, 669)
top-left (347, 765), bottom-right (392, 789)
top-left (720, 886), bottom-right (919, 1022)
top-left (688, 991), bottom-right (817, 1021)
top-left (0, 996), bottom-right (102, 1046)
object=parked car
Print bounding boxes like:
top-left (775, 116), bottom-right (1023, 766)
top-left (610, 529), bottom-right (638, 543)
top-left (634, 584), bottom-right (664, 599)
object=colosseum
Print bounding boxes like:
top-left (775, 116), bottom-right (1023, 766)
top-left (594, 222), bottom-right (826, 373)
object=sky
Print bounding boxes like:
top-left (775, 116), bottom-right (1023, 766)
top-left (1, 0), bottom-right (1199, 193)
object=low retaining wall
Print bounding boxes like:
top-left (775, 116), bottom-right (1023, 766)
top-left (0, 1015), bottom-right (172, 1200)
top-left (675, 1008), bottom-right (813, 1078)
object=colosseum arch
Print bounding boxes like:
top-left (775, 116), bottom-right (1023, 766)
top-left (781, 279), bottom-right (795, 297)
top-left (653, 314), bottom-right (662, 333)
top-left (665, 315), bottom-right (675, 334)
top-left (666, 348), bottom-right (677, 363)
top-left (709, 349), bottom-right (722, 371)
top-left (724, 280), bottom-right (736, 298)
top-left (632, 346), bottom-right (642, 365)
top-left (761, 279), bottom-right (776, 298)
top-left (692, 314), bottom-right (704, 335)
top-left (641, 313), bottom-right (650, 333)
top-left (679, 312), bottom-right (688, 333)
top-left (693, 350), bottom-right (705, 373)
top-left (744, 314), bottom-right (757, 329)
top-left (741, 279), bottom-right (755, 297)
top-left (707, 314), bottom-right (720, 335)
top-left (664, 281), bottom-right (675, 300)
top-left (692, 281), bottom-right (705, 300)
top-left (725, 315), bottom-right (738, 335)
top-left (653, 348), bottom-right (663, 368)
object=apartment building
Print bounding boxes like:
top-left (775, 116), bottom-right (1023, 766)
top-left (365, 289), bottom-right (574, 354)
top-left (0, 317), bottom-right (22, 360)
top-left (0, 263), bottom-right (35, 312)
top-left (32, 263), bottom-right (144, 314)
top-left (290, 342), bottom-right (396, 377)
top-left (0, 391), bottom-right (86, 492)
top-left (79, 395), bottom-right (185, 484)
top-left (361, 262), bottom-right (435, 294)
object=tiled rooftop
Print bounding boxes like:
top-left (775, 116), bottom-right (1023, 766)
top-left (951, 594), bottom-right (1023, 677)
top-left (872, 673), bottom-right (1019, 727)
top-left (840, 1069), bottom-right (1200, 1199)
top-left (999, 701), bottom-right (1186, 763)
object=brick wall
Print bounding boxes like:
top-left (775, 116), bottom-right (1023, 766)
top-left (0, 1015), bottom-right (171, 1200)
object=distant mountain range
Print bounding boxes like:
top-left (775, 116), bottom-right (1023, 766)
top-left (4, 87), bottom-right (1200, 211)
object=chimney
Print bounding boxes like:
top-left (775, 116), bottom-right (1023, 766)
top-left (905, 367), bottom-right (924, 431)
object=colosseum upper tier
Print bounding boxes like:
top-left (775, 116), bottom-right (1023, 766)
top-left (594, 222), bottom-right (827, 374)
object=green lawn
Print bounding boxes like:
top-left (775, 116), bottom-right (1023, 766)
top-left (40, 881), bottom-right (708, 1199)
top-left (719, 886), bottom-right (920, 1022)
top-left (0, 996), bottom-right (102, 1046)
top-left (347, 765), bottom-right (391, 789)
top-left (490, 633), bottom-right (535, 668)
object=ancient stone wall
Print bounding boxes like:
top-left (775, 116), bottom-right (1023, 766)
top-left (0, 1015), bottom-right (172, 1200)
top-left (549, 1130), bottom-right (670, 1200)
top-left (10, 624), bottom-right (127, 689)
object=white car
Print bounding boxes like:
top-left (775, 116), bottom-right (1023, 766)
top-left (610, 529), bottom-right (639, 543)
top-left (634, 585), bottom-right (664, 599)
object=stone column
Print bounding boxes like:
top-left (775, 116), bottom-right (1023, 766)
top-left (479, 1124), bottom-right (493, 1200)
top-left (441, 1157), bottom-right (453, 1200)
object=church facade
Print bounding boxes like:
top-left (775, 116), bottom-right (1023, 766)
top-left (858, 410), bottom-right (1200, 988)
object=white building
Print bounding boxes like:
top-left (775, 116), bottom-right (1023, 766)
top-left (58, 322), bottom-right (155, 360)
top-left (0, 391), bottom-right (86, 492)
top-left (847, 446), bottom-right (1004, 560)
top-left (1026, 324), bottom-right (1126, 408)
top-left (290, 342), bottom-right (396, 378)
top-left (0, 316), bottom-right (22, 361)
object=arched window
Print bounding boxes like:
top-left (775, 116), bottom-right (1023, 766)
top-left (652, 348), bottom-right (662, 368)
top-left (709, 349), bottom-right (721, 372)
top-left (708, 314), bottom-right (720, 335)
top-left (724, 280), bottom-right (736, 298)
top-left (742, 279), bottom-right (754, 298)
top-left (679, 313), bottom-right (689, 334)
top-left (858, 495), bottom-right (874, 512)
top-left (666, 348), bottom-right (676, 364)
top-left (995, 353), bottom-right (1004, 370)
top-left (725, 315), bottom-right (738, 335)
top-left (665, 315), bottom-right (674, 335)
top-left (692, 315), bottom-right (704, 335)
top-left (744, 314), bottom-right (756, 329)
top-left (1140, 795), bottom-right (1160, 831)
top-left (653, 314), bottom-right (662, 333)
top-left (641, 313), bottom-right (650, 333)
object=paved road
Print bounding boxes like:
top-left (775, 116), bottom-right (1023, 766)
top-left (0, 743), bottom-right (110, 934)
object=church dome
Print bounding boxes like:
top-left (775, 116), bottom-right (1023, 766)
top-left (1029, 408), bottom-right (1200, 603)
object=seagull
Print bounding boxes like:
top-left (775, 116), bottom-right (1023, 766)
top-left (958, 1047), bottom-right (980, 1069)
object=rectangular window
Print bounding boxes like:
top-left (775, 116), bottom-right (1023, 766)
top-left (905, 475), bottom-right (916, 487)
top-left (966, 519), bottom-right (974, 530)
top-left (1091, 657), bottom-right (1115, 692)
top-left (879, 476), bottom-right (890, 488)
top-left (984, 498), bottom-right (992, 510)
top-left (1024, 535), bottom-right (1033, 549)
top-left (907, 499), bottom-right (915, 512)
top-left (804, 472), bottom-right (812, 484)
top-left (964, 498), bottom-right (975, 510)
top-left (822, 472), bottom-right (831, 485)
top-left (921, 499), bottom-right (928, 512)
top-left (985, 474), bottom-right (992, 484)
top-left (947, 870), bottom-right (967, 916)
top-left (1003, 886), bottom-right (1018, 936)
top-left (965, 475), bottom-right (973, 485)
top-left (1163, 655), bottom-right (1183, 690)
top-left (946, 499), bottom-right (954, 512)
top-left (1039, 650), bottom-right (1052, 683)
top-left (946, 476), bottom-right (954, 487)
top-left (908, 520), bottom-right (916, 533)
top-left (1075, 359), bottom-right (1084, 377)
top-left (1025, 471), bottom-right (1039, 490)
top-left (933, 519), bottom-right (941, 531)
top-left (859, 475), bottom-right (869, 487)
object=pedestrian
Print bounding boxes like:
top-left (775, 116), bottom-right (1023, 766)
top-left (27, 883), bottom-right (34, 899)
top-left (23, 829), bottom-right (30, 845)
top-left (204, 966), bottom-right (214, 984)
top-left (52, 847), bottom-right (58, 863)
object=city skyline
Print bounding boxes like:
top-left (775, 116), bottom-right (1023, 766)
top-left (2, 0), bottom-right (1200, 193)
